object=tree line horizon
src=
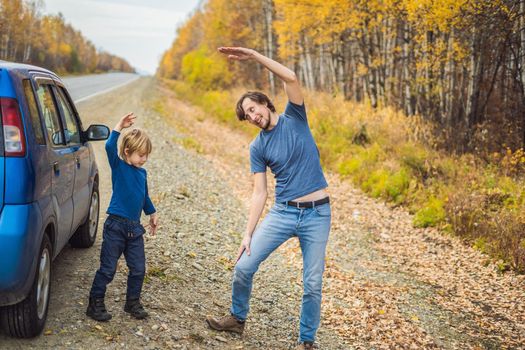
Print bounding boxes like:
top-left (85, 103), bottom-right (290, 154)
top-left (1, 0), bottom-right (134, 75)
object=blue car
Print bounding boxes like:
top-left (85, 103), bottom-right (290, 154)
top-left (0, 61), bottom-right (109, 338)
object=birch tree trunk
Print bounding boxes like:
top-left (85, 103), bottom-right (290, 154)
top-left (402, 22), bottom-right (413, 115)
top-left (263, 0), bottom-right (275, 95)
top-left (466, 26), bottom-right (482, 129)
top-left (520, 0), bottom-right (525, 146)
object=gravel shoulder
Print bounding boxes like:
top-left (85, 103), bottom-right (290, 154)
top-left (1, 78), bottom-right (524, 349)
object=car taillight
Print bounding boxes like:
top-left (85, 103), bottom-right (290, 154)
top-left (1, 97), bottom-right (26, 157)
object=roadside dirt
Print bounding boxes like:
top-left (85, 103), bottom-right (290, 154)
top-left (1, 77), bottom-right (524, 349)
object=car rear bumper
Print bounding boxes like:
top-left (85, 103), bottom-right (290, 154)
top-left (0, 203), bottom-right (42, 306)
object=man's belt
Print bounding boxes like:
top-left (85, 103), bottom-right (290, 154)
top-left (283, 196), bottom-right (330, 209)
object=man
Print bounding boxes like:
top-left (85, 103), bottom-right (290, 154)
top-left (206, 47), bottom-right (331, 350)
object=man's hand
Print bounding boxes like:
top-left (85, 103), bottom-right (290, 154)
top-left (115, 112), bottom-right (136, 132)
top-left (235, 234), bottom-right (252, 263)
top-left (148, 213), bottom-right (158, 236)
top-left (218, 47), bottom-right (256, 61)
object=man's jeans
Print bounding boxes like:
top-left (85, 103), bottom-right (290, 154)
top-left (90, 215), bottom-right (146, 300)
top-left (231, 201), bottom-right (331, 343)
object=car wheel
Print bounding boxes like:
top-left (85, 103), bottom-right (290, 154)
top-left (0, 234), bottom-right (52, 338)
top-left (69, 183), bottom-right (99, 248)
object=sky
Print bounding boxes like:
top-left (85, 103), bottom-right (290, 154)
top-left (42, 0), bottom-right (202, 75)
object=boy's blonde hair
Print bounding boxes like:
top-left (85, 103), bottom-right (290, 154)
top-left (119, 128), bottom-right (152, 159)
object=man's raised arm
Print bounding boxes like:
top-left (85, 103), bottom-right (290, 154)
top-left (218, 47), bottom-right (303, 105)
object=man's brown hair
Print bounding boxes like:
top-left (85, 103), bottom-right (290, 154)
top-left (235, 91), bottom-right (276, 121)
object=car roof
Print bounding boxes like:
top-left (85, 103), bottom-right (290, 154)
top-left (0, 60), bottom-right (61, 81)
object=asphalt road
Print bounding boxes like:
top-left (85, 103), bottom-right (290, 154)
top-left (62, 72), bottom-right (140, 103)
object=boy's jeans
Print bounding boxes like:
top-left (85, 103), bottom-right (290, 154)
top-left (231, 201), bottom-right (331, 343)
top-left (90, 215), bottom-right (146, 300)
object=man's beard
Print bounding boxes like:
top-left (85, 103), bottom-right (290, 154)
top-left (261, 111), bottom-right (271, 130)
top-left (262, 118), bottom-right (270, 130)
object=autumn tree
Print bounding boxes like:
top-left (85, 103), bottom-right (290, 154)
top-left (158, 0), bottom-right (524, 153)
top-left (0, 0), bottom-right (134, 74)
top-left (158, 0), bottom-right (269, 90)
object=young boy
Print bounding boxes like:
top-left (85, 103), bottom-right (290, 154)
top-left (86, 112), bottom-right (158, 322)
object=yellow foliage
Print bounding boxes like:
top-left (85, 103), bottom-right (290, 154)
top-left (58, 43), bottom-right (72, 56)
top-left (181, 45), bottom-right (232, 90)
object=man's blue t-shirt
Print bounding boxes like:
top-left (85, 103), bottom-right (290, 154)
top-left (249, 101), bottom-right (328, 202)
top-left (105, 130), bottom-right (156, 221)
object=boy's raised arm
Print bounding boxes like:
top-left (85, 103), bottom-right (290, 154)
top-left (105, 131), bottom-right (120, 168)
top-left (106, 113), bottom-right (137, 168)
top-left (114, 112), bottom-right (136, 132)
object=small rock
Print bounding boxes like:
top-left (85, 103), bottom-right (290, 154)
top-left (215, 335), bottom-right (228, 343)
top-left (213, 300), bottom-right (225, 308)
top-left (192, 262), bottom-right (204, 271)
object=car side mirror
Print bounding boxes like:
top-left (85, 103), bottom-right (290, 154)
top-left (85, 124), bottom-right (110, 141)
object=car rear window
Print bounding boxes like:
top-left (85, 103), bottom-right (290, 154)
top-left (23, 79), bottom-right (46, 145)
top-left (36, 84), bottom-right (63, 146)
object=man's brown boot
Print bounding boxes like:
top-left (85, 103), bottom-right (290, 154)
top-left (295, 341), bottom-right (315, 349)
top-left (206, 315), bottom-right (245, 334)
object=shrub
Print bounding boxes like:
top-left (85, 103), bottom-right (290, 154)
top-left (174, 136), bottom-right (204, 154)
top-left (414, 196), bottom-right (446, 228)
top-left (338, 157), bottom-right (362, 178)
top-left (399, 143), bottom-right (430, 180)
top-left (385, 168), bottom-right (411, 205)
top-left (362, 169), bottom-right (389, 198)
top-left (351, 124), bottom-right (370, 145)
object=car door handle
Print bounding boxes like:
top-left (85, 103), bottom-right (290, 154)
top-left (53, 161), bottom-right (59, 173)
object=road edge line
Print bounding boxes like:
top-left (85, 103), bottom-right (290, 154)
top-left (73, 75), bottom-right (141, 103)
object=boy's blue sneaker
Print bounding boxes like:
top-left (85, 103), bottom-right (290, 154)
top-left (86, 297), bottom-right (112, 322)
top-left (124, 298), bottom-right (148, 319)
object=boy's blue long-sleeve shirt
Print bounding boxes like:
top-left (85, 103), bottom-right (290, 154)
top-left (105, 130), bottom-right (156, 221)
